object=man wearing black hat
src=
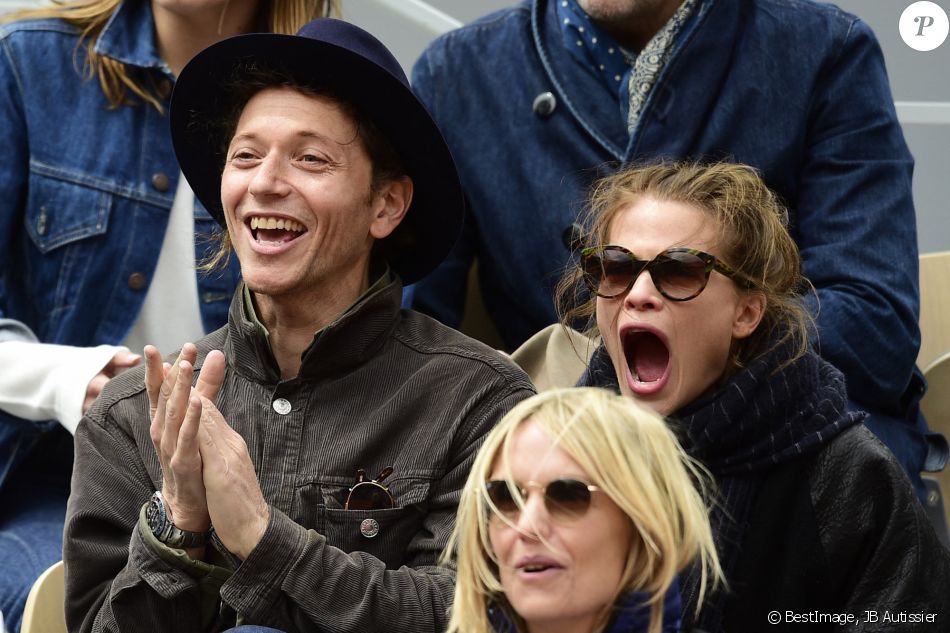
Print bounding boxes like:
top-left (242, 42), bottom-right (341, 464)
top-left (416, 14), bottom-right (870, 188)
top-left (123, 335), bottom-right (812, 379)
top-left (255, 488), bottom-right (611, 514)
top-left (62, 18), bottom-right (534, 633)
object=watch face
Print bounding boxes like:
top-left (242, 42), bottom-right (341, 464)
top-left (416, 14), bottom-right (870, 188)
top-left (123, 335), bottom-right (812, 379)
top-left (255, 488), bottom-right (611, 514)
top-left (146, 492), bottom-right (208, 548)
top-left (147, 492), bottom-right (167, 538)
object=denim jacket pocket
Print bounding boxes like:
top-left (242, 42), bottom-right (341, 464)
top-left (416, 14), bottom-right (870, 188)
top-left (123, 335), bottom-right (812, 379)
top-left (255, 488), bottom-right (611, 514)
top-left (22, 170), bottom-right (113, 333)
top-left (25, 170), bottom-right (111, 253)
top-left (298, 476), bottom-right (432, 568)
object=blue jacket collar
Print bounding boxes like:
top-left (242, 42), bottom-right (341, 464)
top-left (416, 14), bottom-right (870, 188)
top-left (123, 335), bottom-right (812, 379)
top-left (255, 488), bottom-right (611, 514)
top-left (530, 0), bottom-right (724, 160)
top-left (95, 0), bottom-right (168, 73)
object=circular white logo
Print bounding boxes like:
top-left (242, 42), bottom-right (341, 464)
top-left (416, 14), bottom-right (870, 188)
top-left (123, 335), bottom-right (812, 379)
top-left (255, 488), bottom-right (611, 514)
top-left (900, 1), bottom-right (949, 51)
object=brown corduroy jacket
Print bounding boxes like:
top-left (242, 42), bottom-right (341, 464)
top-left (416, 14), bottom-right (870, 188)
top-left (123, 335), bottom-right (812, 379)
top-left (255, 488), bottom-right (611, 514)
top-left (64, 279), bottom-right (534, 633)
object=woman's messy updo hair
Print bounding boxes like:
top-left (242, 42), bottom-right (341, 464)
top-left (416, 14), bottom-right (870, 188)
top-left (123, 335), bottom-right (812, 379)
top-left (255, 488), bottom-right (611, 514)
top-left (556, 161), bottom-right (813, 375)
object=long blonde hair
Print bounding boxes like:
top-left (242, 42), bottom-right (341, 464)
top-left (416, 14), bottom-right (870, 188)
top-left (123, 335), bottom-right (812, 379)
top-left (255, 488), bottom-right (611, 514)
top-left (443, 388), bottom-right (723, 633)
top-left (1, 0), bottom-right (338, 111)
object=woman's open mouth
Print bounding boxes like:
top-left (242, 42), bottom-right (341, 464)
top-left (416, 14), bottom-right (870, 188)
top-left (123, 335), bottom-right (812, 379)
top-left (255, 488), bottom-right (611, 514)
top-left (622, 328), bottom-right (671, 395)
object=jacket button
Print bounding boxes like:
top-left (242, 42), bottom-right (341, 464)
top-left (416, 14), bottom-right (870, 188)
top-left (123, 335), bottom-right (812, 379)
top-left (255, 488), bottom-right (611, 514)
top-left (157, 80), bottom-right (172, 100)
top-left (272, 398), bottom-right (292, 415)
top-left (127, 272), bottom-right (147, 290)
top-left (562, 223), bottom-right (586, 251)
top-left (928, 489), bottom-right (941, 507)
top-left (532, 91), bottom-right (557, 118)
top-left (36, 207), bottom-right (49, 236)
top-left (151, 172), bottom-right (170, 192)
top-left (360, 518), bottom-right (380, 538)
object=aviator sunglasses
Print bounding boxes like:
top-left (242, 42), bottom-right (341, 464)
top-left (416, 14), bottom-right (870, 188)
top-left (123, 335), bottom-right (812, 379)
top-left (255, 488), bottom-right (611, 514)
top-left (485, 478), bottom-right (601, 520)
top-left (581, 245), bottom-right (750, 301)
top-left (345, 467), bottom-right (395, 511)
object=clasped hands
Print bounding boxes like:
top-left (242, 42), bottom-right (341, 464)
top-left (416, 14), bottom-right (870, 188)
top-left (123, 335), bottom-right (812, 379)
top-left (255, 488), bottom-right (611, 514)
top-left (145, 343), bottom-right (269, 560)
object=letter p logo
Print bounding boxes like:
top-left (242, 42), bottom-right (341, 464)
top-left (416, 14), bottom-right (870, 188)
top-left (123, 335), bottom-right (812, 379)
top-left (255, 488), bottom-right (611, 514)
top-left (901, 2), bottom-right (949, 50)
top-left (916, 15), bottom-right (935, 35)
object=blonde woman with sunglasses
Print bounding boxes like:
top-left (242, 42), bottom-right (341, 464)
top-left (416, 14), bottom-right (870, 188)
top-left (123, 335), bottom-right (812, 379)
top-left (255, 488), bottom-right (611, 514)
top-left (558, 161), bottom-right (950, 632)
top-left (445, 387), bottom-right (721, 633)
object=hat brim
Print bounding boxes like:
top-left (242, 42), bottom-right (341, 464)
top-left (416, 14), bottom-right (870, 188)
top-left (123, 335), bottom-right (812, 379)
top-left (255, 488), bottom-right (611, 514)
top-left (170, 32), bottom-right (464, 285)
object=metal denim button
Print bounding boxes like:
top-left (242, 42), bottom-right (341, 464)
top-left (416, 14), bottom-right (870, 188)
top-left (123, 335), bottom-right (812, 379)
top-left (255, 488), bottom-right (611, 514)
top-left (151, 172), bottom-right (170, 192)
top-left (37, 207), bottom-right (48, 235)
top-left (127, 272), bottom-right (147, 290)
top-left (360, 518), bottom-right (380, 538)
top-left (272, 398), bottom-right (292, 415)
top-left (532, 91), bottom-right (557, 117)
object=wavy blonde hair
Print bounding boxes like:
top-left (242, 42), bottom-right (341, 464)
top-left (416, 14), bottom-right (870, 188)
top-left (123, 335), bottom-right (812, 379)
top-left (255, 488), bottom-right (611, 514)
top-left (1, 0), bottom-right (338, 111)
top-left (556, 160), bottom-right (812, 376)
top-left (443, 388), bottom-right (723, 633)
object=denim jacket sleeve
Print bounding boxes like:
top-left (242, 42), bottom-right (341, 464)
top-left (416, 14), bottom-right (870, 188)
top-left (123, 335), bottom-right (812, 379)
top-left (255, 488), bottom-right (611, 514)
top-left (795, 18), bottom-right (919, 410)
top-left (407, 53), bottom-right (477, 330)
top-left (0, 26), bottom-right (36, 344)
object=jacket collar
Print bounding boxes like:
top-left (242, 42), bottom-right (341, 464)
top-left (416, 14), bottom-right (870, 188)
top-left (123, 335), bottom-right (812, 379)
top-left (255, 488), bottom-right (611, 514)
top-left (95, 1), bottom-right (169, 73)
top-left (224, 273), bottom-right (403, 385)
top-left (532, 0), bottom-right (627, 158)
top-left (531, 0), bottom-right (733, 160)
top-left (625, 0), bottom-right (736, 160)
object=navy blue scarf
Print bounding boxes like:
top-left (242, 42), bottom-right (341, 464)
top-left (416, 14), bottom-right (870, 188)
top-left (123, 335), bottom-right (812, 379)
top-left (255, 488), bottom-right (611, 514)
top-left (580, 338), bottom-right (863, 631)
top-left (489, 580), bottom-right (682, 632)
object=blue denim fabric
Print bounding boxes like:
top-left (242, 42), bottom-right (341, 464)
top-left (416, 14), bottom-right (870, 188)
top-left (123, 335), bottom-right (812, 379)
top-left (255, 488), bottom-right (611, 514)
top-left (411, 0), bottom-right (931, 493)
top-left (0, 428), bottom-right (72, 633)
top-left (0, 0), bottom-right (240, 623)
top-left (0, 1), bottom-right (240, 482)
top-left (0, 2), bottom-right (240, 357)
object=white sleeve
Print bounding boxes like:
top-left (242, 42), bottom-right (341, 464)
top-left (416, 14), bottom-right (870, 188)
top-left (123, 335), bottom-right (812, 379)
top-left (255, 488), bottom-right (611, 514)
top-left (0, 317), bottom-right (38, 343)
top-left (0, 341), bottom-right (123, 434)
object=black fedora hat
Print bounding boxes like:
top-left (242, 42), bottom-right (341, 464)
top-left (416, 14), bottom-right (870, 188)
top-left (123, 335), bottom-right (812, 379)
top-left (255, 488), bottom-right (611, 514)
top-left (170, 18), bottom-right (464, 284)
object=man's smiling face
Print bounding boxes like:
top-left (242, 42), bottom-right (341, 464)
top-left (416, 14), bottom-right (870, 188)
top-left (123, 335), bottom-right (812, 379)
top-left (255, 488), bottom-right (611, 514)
top-left (220, 86), bottom-right (385, 302)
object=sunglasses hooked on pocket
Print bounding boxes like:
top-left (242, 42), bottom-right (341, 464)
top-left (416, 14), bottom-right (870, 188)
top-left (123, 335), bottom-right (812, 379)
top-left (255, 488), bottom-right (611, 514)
top-left (345, 466), bottom-right (395, 511)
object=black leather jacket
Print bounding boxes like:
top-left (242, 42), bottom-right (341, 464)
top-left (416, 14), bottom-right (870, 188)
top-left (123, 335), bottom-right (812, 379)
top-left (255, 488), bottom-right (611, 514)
top-left (583, 340), bottom-right (950, 632)
top-left (723, 424), bottom-right (950, 632)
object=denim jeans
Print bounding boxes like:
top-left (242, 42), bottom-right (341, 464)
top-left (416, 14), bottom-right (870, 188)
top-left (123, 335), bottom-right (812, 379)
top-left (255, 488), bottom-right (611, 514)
top-left (0, 427), bottom-right (72, 633)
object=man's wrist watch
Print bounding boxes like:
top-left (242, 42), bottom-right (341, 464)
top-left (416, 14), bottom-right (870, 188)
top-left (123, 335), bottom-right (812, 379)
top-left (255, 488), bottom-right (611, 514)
top-left (146, 491), bottom-right (210, 549)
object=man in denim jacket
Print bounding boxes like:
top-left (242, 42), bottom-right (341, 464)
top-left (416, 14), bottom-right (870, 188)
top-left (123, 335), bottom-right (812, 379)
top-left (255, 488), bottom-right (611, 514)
top-left (410, 0), bottom-right (937, 494)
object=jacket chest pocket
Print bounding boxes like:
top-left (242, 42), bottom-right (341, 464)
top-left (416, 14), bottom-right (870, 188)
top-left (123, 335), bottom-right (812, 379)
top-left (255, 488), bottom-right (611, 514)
top-left (22, 171), bottom-right (112, 324)
top-left (26, 172), bottom-right (111, 253)
top-left (295, 477), bottom-right (431, 569)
